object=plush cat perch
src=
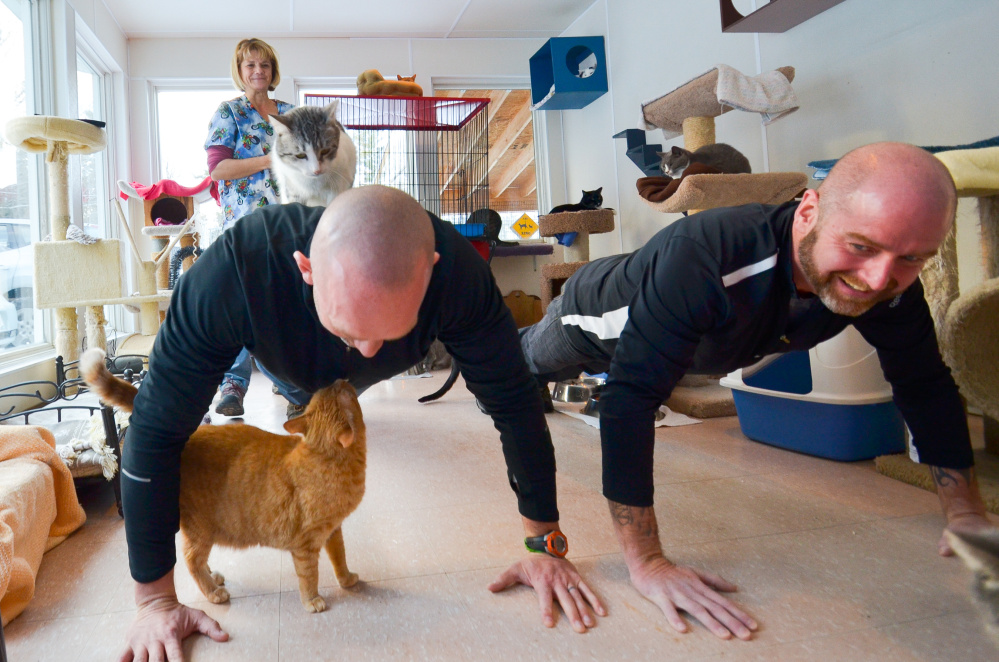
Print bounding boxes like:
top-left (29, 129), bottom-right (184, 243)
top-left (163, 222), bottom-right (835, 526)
top-left (919, 146), bottom-right (999, 429)
top-left (637, 65), bottom-right (805, 214)
top-left (118, 179), bottom-right (206, 291)
top-left (537, 209), bottom-right (615, 310)
top-left (4, 116), bottom-right (108, 360)
top-left (638, 169), bottom-right (808, 214)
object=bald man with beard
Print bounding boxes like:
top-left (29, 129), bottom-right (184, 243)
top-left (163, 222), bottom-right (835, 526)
top-left (116, 185), bottom-right (604, 662)
top-left (519, 141), bottom-right (996, 640)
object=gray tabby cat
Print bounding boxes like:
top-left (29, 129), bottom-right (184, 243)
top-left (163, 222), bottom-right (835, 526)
top-left (270, 100), bottom-right (357, 206)
top-left (946, 529), bottom-right (999, 646)
top-left (658, 143), bottom-right (751, 178)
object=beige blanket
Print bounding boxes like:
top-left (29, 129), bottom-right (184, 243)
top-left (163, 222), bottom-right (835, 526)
top-left (0, 425), bottom-right (87, 625)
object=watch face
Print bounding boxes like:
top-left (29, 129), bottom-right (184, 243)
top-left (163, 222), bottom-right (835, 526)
top-left (548, 532), bottom-right (568, 557)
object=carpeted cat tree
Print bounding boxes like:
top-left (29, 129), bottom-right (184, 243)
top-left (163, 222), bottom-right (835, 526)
top-left (3, 116), bottom-right (111, 360)
top-left (638, 65), bottom-right (806, 214)
top-left (537, 208), bottom-right (615, 311)
top-left (632, 65), bottom-right (808, 417)
top-left (874, 144), bottom-right (999, 513)
top-left (3, 117), bottom-right (180, 360)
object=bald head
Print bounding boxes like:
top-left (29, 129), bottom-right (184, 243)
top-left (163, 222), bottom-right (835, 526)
top-left (818, 142), bottom-right (957, 229)
top-left (311, 185), bottom-right (436, 289)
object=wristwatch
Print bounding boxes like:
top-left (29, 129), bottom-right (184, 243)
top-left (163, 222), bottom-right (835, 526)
top-left (524, 530), bottom-right (569, 558)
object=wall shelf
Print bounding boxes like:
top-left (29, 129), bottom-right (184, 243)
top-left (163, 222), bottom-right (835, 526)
top-left (719, 0), bottom-right (847, 33)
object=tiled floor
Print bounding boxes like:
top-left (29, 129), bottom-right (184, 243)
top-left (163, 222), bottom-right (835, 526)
top-left (6, 369), bottom-right (996, 660)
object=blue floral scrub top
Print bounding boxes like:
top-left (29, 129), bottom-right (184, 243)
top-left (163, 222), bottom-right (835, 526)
top-left (204, 95), bottom-right (294, 227)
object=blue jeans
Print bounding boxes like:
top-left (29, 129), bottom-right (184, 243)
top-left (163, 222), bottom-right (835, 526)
top-left (255, 360), bottom-right (312, 406)
top-left (222, 348), bottom-right (312, 405)
top-left (223, 348), bottom-right (254, 390)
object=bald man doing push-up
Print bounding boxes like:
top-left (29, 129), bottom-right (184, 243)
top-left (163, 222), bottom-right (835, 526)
top-left (116, 185), bottom-right (604, 662)
top-left (519, 142), bottom-right (995, 641)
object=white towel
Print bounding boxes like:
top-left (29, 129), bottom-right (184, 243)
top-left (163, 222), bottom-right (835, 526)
top-left (715, 64), bottom-right (799, 126)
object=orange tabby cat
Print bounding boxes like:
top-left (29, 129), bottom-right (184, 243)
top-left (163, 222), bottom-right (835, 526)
top-left (79, 349), bottom-right (366, 613)
top-left (356, 69), bottom-right (423, 97)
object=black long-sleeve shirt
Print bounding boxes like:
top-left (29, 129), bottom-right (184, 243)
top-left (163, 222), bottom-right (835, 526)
top-left (122, 203), bottom-right (555, 583)
top-left (554, 202), bottom-right (972, 507)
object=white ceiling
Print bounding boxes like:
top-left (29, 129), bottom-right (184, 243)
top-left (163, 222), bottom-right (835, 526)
top-left (101, 0), bottom-right (598, 39)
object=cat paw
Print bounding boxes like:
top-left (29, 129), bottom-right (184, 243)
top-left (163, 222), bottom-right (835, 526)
top-left (303, 596), bottom-right (327, 613)
top-left (211, 571), bottom-right (226, 586)
top-left (336, 572), bottom-right (359, 588)
top-left (208, 587), bottom-right (231, 604)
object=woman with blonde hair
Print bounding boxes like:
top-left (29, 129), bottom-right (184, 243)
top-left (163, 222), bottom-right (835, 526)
top-left (204, 37), bottom-right (306, 417)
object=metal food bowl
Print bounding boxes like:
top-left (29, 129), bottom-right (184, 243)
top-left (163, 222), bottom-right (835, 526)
top-left (580, 394), bottom-right (600, 416)
top-left (552, 377), bottom-right (605, 403)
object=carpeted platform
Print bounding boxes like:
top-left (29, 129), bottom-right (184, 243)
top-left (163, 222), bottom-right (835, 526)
top-left (874, 450), bottom-right (999, 515)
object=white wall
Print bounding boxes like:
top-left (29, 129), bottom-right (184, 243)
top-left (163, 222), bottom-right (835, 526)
top-left (561, 0), bottom-right (997, 293)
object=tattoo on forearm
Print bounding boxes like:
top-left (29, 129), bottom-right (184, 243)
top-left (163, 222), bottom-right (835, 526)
top-left (609, 501), bottom-right (634, 526)
top-left (608, 501), bottom-right (658, 539)
top-left (931, 466), bottom-right (974, 489)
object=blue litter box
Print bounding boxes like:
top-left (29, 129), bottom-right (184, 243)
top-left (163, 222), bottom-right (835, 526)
top-left (719, 327), bottom-right (906, 461)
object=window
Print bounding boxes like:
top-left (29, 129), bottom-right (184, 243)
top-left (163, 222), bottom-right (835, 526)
top-left (76, 54), bottom-right (107, 238)
top-left (0, 0), bottom-right (41, 352)
top-left (155, 87), bottom-right (233, 245)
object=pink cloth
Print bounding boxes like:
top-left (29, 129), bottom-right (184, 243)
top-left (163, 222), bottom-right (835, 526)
top-left (119, 176), bottom-right (219, 205)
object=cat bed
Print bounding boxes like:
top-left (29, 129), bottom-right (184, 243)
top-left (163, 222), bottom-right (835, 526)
top-left (637, 162), bottom-right (722, 201)
top-left (641, 66), bottom-right (796, 139)
top-left (538, 209), bottom-right (615, 236)
top-left (141, 225), bottom-right (199, 238)
top-left (3, 116), bottom-right (106, 156)
top-left (941, 278), bottom-right (999, 421)
top-left (638, 171), bottom-right (807, 214)
top-left (0, 425), bottom-right (87, 625)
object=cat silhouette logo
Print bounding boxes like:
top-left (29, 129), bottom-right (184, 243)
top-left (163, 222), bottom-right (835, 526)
top-left (513, 213), bottom-right (538, 239)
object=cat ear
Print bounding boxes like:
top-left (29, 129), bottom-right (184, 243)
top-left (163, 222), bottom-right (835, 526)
top-left (656, 151), bottom-right (667, 158)
top-left (671, 146), bottom-right (684, 156)
top-left (396, 75), bottom-right (403, 80)
top-left (270, 113), bottom-right (291, 131)
top-left (284, 415), bottom-right (308, 435)
top-left (325, 99), bottom-right (340, 119)
top-left (335, 388), bottom-right (360, 448)
top-left (595, 187), bottom-right (602, 194)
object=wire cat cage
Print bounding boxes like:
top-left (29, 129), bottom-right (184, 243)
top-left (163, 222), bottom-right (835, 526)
top-left (304, 94), bottom-right (490, 228)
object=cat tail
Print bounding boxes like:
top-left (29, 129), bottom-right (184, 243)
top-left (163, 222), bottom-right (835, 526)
top-left (79, 348), bottom-right (138, 411)
top-left (418, 363), bottom-right (459, 403)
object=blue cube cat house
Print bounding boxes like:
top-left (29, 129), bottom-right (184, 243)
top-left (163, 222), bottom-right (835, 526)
top-left (720, 327), bottom-right (907, 461)
top-left (529, 37), bottom-right (608, 110)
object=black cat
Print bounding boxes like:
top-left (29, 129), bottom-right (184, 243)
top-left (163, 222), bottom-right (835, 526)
top-left (548, 188), bottom-right (603, 214)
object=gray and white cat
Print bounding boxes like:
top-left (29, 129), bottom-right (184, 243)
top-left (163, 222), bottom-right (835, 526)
top-left (946, 529), bottom-right (999, 647)
top-left (270, 101), bottom-right (357, 206)
top-left (658, 143), bottom-right (751, 178)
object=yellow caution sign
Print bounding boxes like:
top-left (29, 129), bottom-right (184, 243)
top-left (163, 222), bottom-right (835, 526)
top-left (512, 213), bottom-right (538, 239)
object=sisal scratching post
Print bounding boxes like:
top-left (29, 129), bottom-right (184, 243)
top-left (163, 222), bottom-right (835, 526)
top-left (3, 116), bottom-right (107, 361)
top-left (682, 116), bottom-right (715, 153)
top-left (981, 195), bottom-right (999, 279)
top-left (919, 223), bottom-right (960, 335)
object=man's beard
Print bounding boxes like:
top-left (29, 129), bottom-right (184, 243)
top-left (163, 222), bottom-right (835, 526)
top-left (797, 228), bottom-right (898, 317)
